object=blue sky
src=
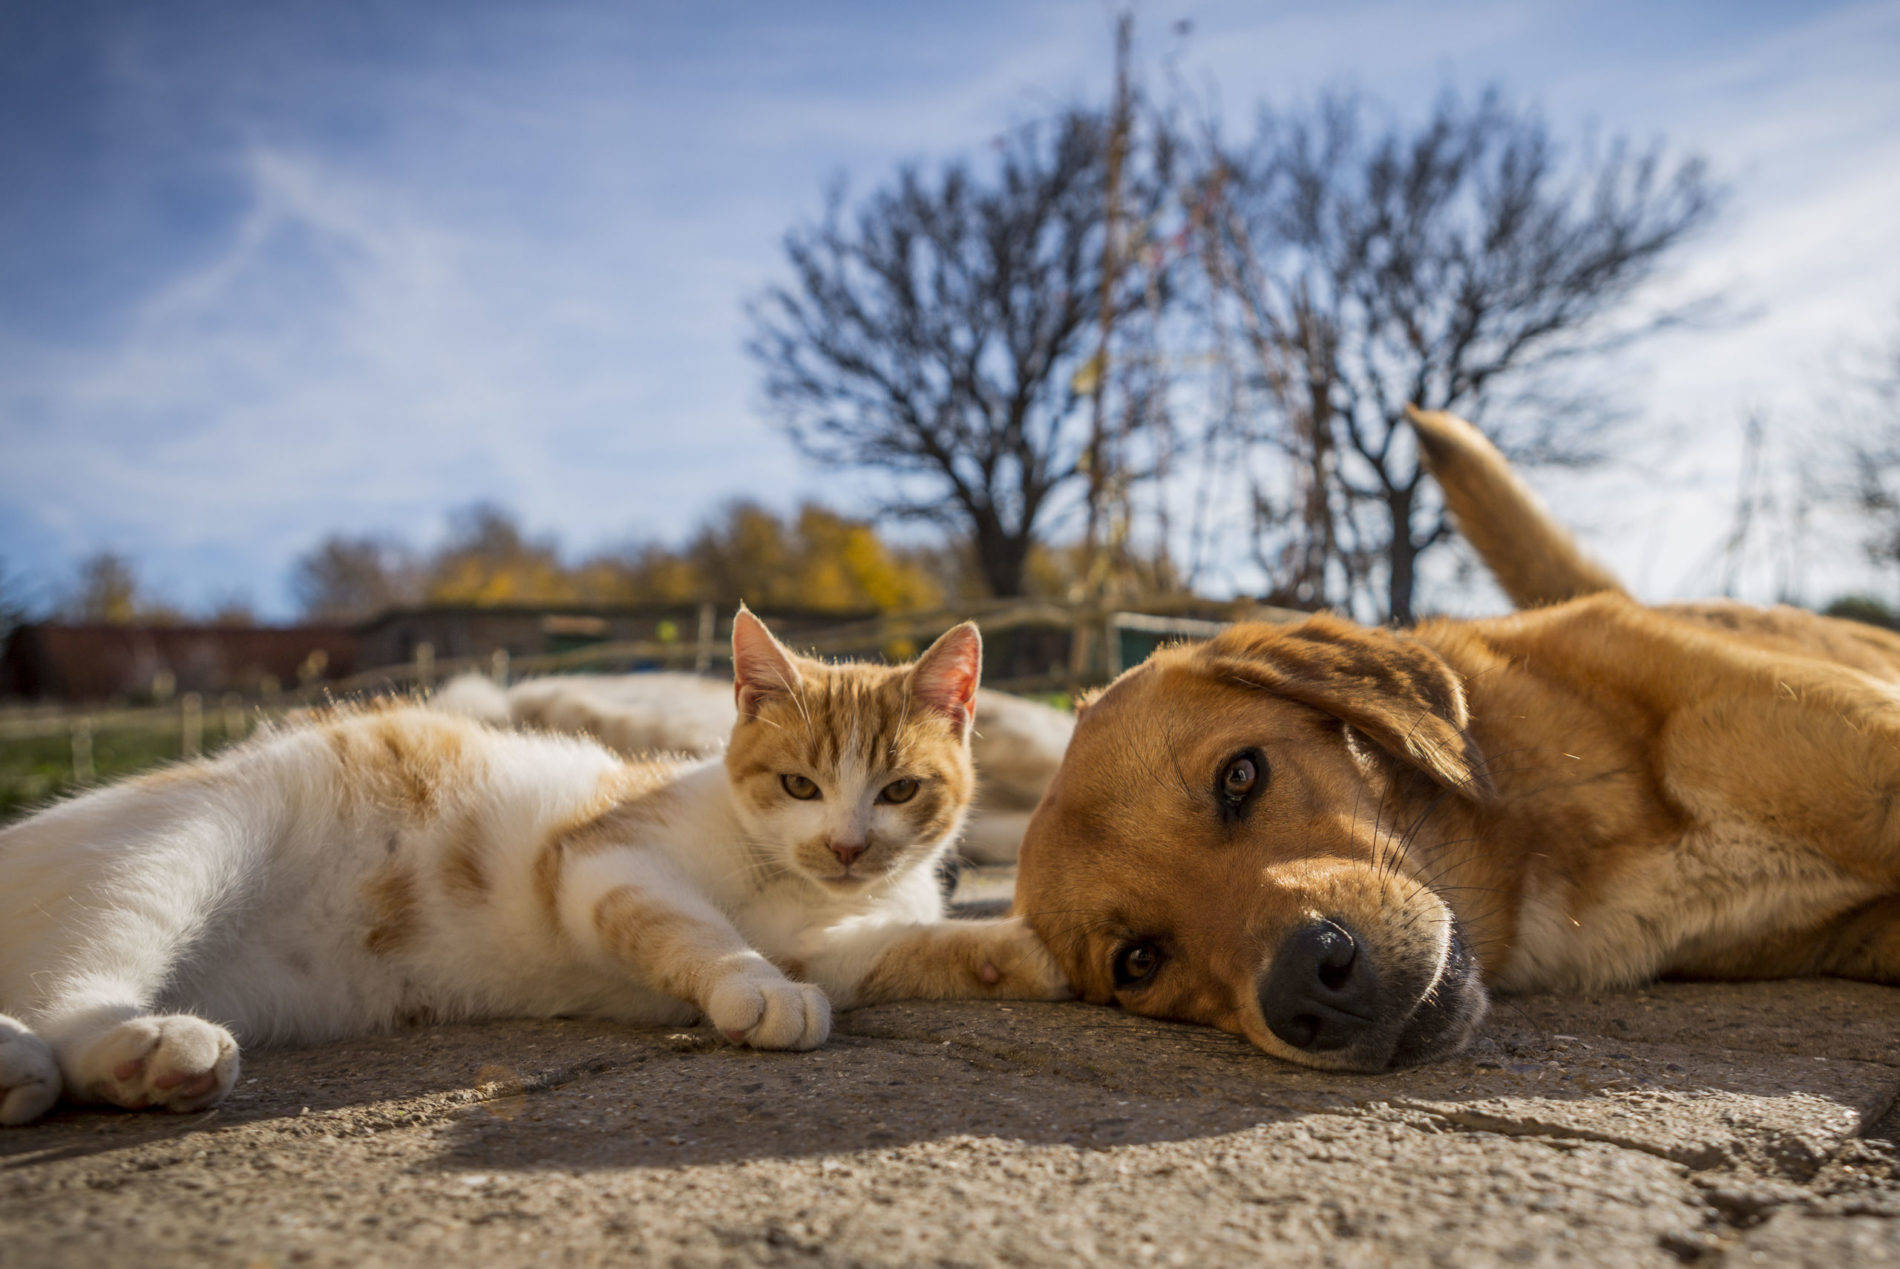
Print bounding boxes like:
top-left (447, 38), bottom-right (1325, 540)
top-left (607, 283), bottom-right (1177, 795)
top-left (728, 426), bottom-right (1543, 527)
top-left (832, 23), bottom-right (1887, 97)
top-left (3, 0), bottom-right (1899, 617)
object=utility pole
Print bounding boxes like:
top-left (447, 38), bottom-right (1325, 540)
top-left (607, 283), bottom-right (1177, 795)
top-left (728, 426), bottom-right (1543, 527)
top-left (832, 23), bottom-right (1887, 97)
top-left (1079, 10), bottom-right (1133, 595)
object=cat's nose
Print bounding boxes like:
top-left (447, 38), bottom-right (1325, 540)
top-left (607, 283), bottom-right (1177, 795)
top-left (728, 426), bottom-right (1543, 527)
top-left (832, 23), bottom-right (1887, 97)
top-left (829, 840), bottom-right (866, 867)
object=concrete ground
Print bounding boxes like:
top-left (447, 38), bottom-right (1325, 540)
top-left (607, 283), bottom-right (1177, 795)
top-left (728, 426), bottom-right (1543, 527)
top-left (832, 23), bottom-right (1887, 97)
top-left (4, 872), bottom-right (1900, 1266)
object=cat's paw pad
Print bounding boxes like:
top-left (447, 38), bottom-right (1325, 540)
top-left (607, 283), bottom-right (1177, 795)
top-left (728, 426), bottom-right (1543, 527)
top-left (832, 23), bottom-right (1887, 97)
top-left (972, 922), bottom-right (1073, 1000)
top-left (0, 1020), bottom-right (60, 1126)
top-left (706, 974), bottom-right (831, 1051)
top-left (81, 1015), bottom-right (239, 1113)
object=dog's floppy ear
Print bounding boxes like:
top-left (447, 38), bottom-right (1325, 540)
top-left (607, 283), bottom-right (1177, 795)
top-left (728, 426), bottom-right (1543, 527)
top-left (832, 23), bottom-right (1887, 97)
top-left (1199, 614), bottom-right (1493, 800)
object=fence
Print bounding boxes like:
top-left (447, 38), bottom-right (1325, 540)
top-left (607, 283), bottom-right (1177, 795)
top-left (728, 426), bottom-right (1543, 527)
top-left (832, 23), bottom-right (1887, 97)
top-left (0, 599), bottom-right (1297, 804)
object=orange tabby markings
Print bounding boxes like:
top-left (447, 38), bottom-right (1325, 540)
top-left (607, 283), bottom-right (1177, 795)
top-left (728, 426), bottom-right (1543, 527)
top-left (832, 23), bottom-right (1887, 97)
top-left (360, 863), bottom-right (420, 956)
top-left (592, 886), bottom-right (735, 1001)
top-left (533, 765), bottom-right (680, 921)
top-left (440, 817), bottom-right (488, 905)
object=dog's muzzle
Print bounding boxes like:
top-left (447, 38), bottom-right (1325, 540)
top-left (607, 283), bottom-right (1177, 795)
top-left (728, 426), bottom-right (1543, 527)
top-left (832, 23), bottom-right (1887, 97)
top-left (1257, 917), bottom-right (1487, 1070)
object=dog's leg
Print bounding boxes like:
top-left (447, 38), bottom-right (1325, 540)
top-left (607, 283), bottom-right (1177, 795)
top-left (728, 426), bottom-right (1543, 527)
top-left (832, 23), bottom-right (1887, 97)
top-left (1688, 898), bottom-right (1900, 983)
top-left (1812, 897), bottom-right (1900, 983)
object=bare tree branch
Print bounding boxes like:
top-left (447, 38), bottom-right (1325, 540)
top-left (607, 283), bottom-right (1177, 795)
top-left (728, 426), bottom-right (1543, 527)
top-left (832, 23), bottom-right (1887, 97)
top-left (1197, 88), bottom-right (1720, 620)
top-left (748, 109), bottom-right (1174, 597)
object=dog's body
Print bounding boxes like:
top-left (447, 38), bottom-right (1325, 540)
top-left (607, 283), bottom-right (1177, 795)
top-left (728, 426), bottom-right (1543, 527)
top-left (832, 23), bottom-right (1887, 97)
top-left (1017, 408), bottom-right (1900, 1070)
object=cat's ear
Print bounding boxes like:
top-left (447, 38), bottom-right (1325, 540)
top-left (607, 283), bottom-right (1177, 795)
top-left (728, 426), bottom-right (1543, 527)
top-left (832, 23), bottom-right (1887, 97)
top-left (732, 606), bottom-right (801, 719)
top-left (910, 622), bottom-right (981, 735)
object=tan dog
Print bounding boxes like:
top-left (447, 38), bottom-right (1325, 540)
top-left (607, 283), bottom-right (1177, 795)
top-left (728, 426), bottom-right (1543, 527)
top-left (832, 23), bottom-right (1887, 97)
top-left (1016, 407), bottom-right (1900, 1070)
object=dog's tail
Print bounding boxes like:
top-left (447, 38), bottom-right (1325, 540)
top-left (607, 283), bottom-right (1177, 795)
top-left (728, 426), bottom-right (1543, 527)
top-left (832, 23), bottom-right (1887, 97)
top-left (1404, 405), bottom-right (1626, 609)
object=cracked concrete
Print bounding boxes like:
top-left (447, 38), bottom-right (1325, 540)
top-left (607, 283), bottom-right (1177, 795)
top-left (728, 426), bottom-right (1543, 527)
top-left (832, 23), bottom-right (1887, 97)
top-left (3, 873), bottom-right (1900, 1265)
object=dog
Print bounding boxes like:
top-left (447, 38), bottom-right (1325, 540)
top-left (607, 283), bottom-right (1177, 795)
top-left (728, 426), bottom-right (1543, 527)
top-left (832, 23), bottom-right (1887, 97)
top-left (1015, 407), bottom-right (1900, 1071)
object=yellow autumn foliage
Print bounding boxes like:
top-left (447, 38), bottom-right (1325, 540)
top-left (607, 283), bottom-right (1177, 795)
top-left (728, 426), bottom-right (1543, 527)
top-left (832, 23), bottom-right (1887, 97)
top-left (415, 501), bottom-right (942, 614)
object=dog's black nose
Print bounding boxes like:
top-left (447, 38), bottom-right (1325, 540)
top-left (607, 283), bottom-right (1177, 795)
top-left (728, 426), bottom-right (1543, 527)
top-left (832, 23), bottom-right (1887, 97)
top-left (1258, 919), bottom-right (1377, 1052)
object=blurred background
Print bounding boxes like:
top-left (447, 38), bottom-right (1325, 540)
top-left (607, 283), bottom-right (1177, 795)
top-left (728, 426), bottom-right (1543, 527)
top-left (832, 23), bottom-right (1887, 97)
top-left (3, 1), bottom-right (1899, 808)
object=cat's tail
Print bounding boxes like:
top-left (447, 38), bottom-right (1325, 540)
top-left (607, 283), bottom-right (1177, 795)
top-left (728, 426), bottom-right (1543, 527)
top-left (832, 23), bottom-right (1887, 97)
top-left (1404, 405), bottom-right (1627, 609)
top-left (431, 674), bottom-right (513, 725)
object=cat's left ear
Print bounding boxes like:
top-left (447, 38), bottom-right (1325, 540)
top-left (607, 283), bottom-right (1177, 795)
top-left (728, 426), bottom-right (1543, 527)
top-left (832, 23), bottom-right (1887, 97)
top-left (732, 605), bottom-right (802, 719)
top-left (910, 622), bottom-right (981, 735)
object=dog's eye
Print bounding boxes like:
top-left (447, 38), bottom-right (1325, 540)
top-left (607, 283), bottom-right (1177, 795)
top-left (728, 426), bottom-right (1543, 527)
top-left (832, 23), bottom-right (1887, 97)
top-left (878, 778), bottom-right (920, 804)
top-left (1217, 749), bottom-right (1267, 810)
top-left (1113, 941), bottom-right (1163, 989)
top-left (780, 774), bottom-right (821, 800)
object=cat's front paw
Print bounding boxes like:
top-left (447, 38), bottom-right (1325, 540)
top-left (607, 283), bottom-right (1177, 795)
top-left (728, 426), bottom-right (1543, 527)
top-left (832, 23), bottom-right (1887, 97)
top-left (705, 972), bottom-right (831, 1051)
top-left (0, 1016), bottom-right (60, 1126)
top-left (971, 919), bottom-right (1073, 1000)
top-left (76, 1015), bottom-right (239, 1113)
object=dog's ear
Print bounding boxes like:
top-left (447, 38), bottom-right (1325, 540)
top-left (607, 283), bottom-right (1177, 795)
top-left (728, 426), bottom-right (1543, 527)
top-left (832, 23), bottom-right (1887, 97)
top-left (1200, 614), bottom-right (1493, 800)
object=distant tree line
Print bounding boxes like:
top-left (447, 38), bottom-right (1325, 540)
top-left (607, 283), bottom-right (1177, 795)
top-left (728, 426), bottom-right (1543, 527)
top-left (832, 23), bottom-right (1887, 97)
top-left (290, 500), bottom-right (949, 622)
top-left (287, 498), bottom-right (1163, 623)
top-left (9, 495), bottom-right (1184, 630)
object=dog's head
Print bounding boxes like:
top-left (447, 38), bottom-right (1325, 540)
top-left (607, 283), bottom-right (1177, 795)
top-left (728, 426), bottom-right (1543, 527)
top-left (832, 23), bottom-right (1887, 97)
top-left (1015, 614), bottom-right (1491, 1070)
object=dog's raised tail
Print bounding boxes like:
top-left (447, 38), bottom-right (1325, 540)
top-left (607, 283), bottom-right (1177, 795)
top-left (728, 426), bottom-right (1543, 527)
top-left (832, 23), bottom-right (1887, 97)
top-left (1404, 405), bottom-right (1626, 609)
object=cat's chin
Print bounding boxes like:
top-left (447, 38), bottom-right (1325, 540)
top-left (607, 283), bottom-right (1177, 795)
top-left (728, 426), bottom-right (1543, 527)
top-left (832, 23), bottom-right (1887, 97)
top-left (810, 870), bottom-right (876, 892)
top-left (792, 864), bottom-right (894, 894)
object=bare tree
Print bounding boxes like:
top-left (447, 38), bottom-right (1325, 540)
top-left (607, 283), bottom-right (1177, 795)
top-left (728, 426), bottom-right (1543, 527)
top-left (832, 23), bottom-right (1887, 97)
top-left (1198, 89), bottom-right (1720, 621)
top-left (65, 550), bottom-right (179, 624)
top-left (292, 535), bottom-right (419, 621)
top-left (749, 108), bottom-right (1175, 598)
top-left (205, 591), bottom-right (260, 626)
top-left (1842, 318), bottom-right (1900, 582)
top-left (0, 558), bottom-right (34, 643)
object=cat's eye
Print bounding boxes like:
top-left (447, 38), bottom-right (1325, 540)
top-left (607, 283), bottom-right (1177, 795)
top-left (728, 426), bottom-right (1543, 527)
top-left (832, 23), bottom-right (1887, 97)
top-left (1216, 749), bottom-right (1267, 815)
top-left (1113, 941), bottom-right (1163, 989)
top-left (780, 774), bottom-right (821, 800)
top-left (878, 778), bottom-right (920, 805)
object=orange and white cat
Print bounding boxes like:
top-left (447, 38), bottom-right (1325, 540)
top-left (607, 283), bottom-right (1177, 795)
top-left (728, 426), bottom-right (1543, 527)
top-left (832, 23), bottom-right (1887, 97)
top-left (0, 610), bottom-right (1066, 1125)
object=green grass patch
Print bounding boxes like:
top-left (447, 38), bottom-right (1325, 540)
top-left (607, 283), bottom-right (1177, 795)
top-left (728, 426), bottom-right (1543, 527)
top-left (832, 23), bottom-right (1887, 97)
top-left (0, 720), bottom-right (255, 825)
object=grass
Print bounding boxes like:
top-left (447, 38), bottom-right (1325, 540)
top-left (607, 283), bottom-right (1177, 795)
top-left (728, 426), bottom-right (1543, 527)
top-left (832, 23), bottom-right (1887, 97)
top-left (0, 720), bottom-right (255, 825)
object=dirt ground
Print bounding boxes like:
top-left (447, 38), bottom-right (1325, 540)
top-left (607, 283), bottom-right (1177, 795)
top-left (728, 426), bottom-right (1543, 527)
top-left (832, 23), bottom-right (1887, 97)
top-left (4, 873), bottom-right (1900, 1266)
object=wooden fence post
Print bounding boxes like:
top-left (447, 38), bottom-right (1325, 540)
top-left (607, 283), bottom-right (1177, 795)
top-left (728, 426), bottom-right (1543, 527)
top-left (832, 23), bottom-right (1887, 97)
top-left (71, 718), bottom-right (94, 784)
top-left (415, 642), bottom-right (435, 691)
top-left (1067, 613), bottom-right (1093, 690)
top-left (694, 603), bottom-right (716, 675)
top-left (180, 693), bottom-right (203, 758)
top-left (489, 648), bottom-right (510, 686)
top-left (221, 693), bottom-right (245, 741)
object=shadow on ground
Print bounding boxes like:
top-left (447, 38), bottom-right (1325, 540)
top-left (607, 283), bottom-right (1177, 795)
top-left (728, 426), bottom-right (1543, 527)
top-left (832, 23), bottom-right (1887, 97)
top-left (5, 968), bottom-right (1900, 1263)
top-left (5, 979), bottom-right (1898, 1175)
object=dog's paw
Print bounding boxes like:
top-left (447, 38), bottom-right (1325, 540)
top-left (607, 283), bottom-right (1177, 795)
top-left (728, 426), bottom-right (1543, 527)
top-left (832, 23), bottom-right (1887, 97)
top-left (76, 1015), bottom-right (239, 1113)
top-left (0, 1016), bottom-right (60, 1126)
top-left (705, 972), bottom-right (831, 1051)
top-left (968, 918), bottom-right (1073, 1000)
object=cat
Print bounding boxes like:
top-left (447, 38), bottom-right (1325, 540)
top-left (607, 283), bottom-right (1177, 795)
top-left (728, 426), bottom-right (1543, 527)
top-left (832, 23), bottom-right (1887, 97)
top-left (432, 669), bottom-right (1076, 864)
top-left (0, 608), bottom-right (1068, 1125)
